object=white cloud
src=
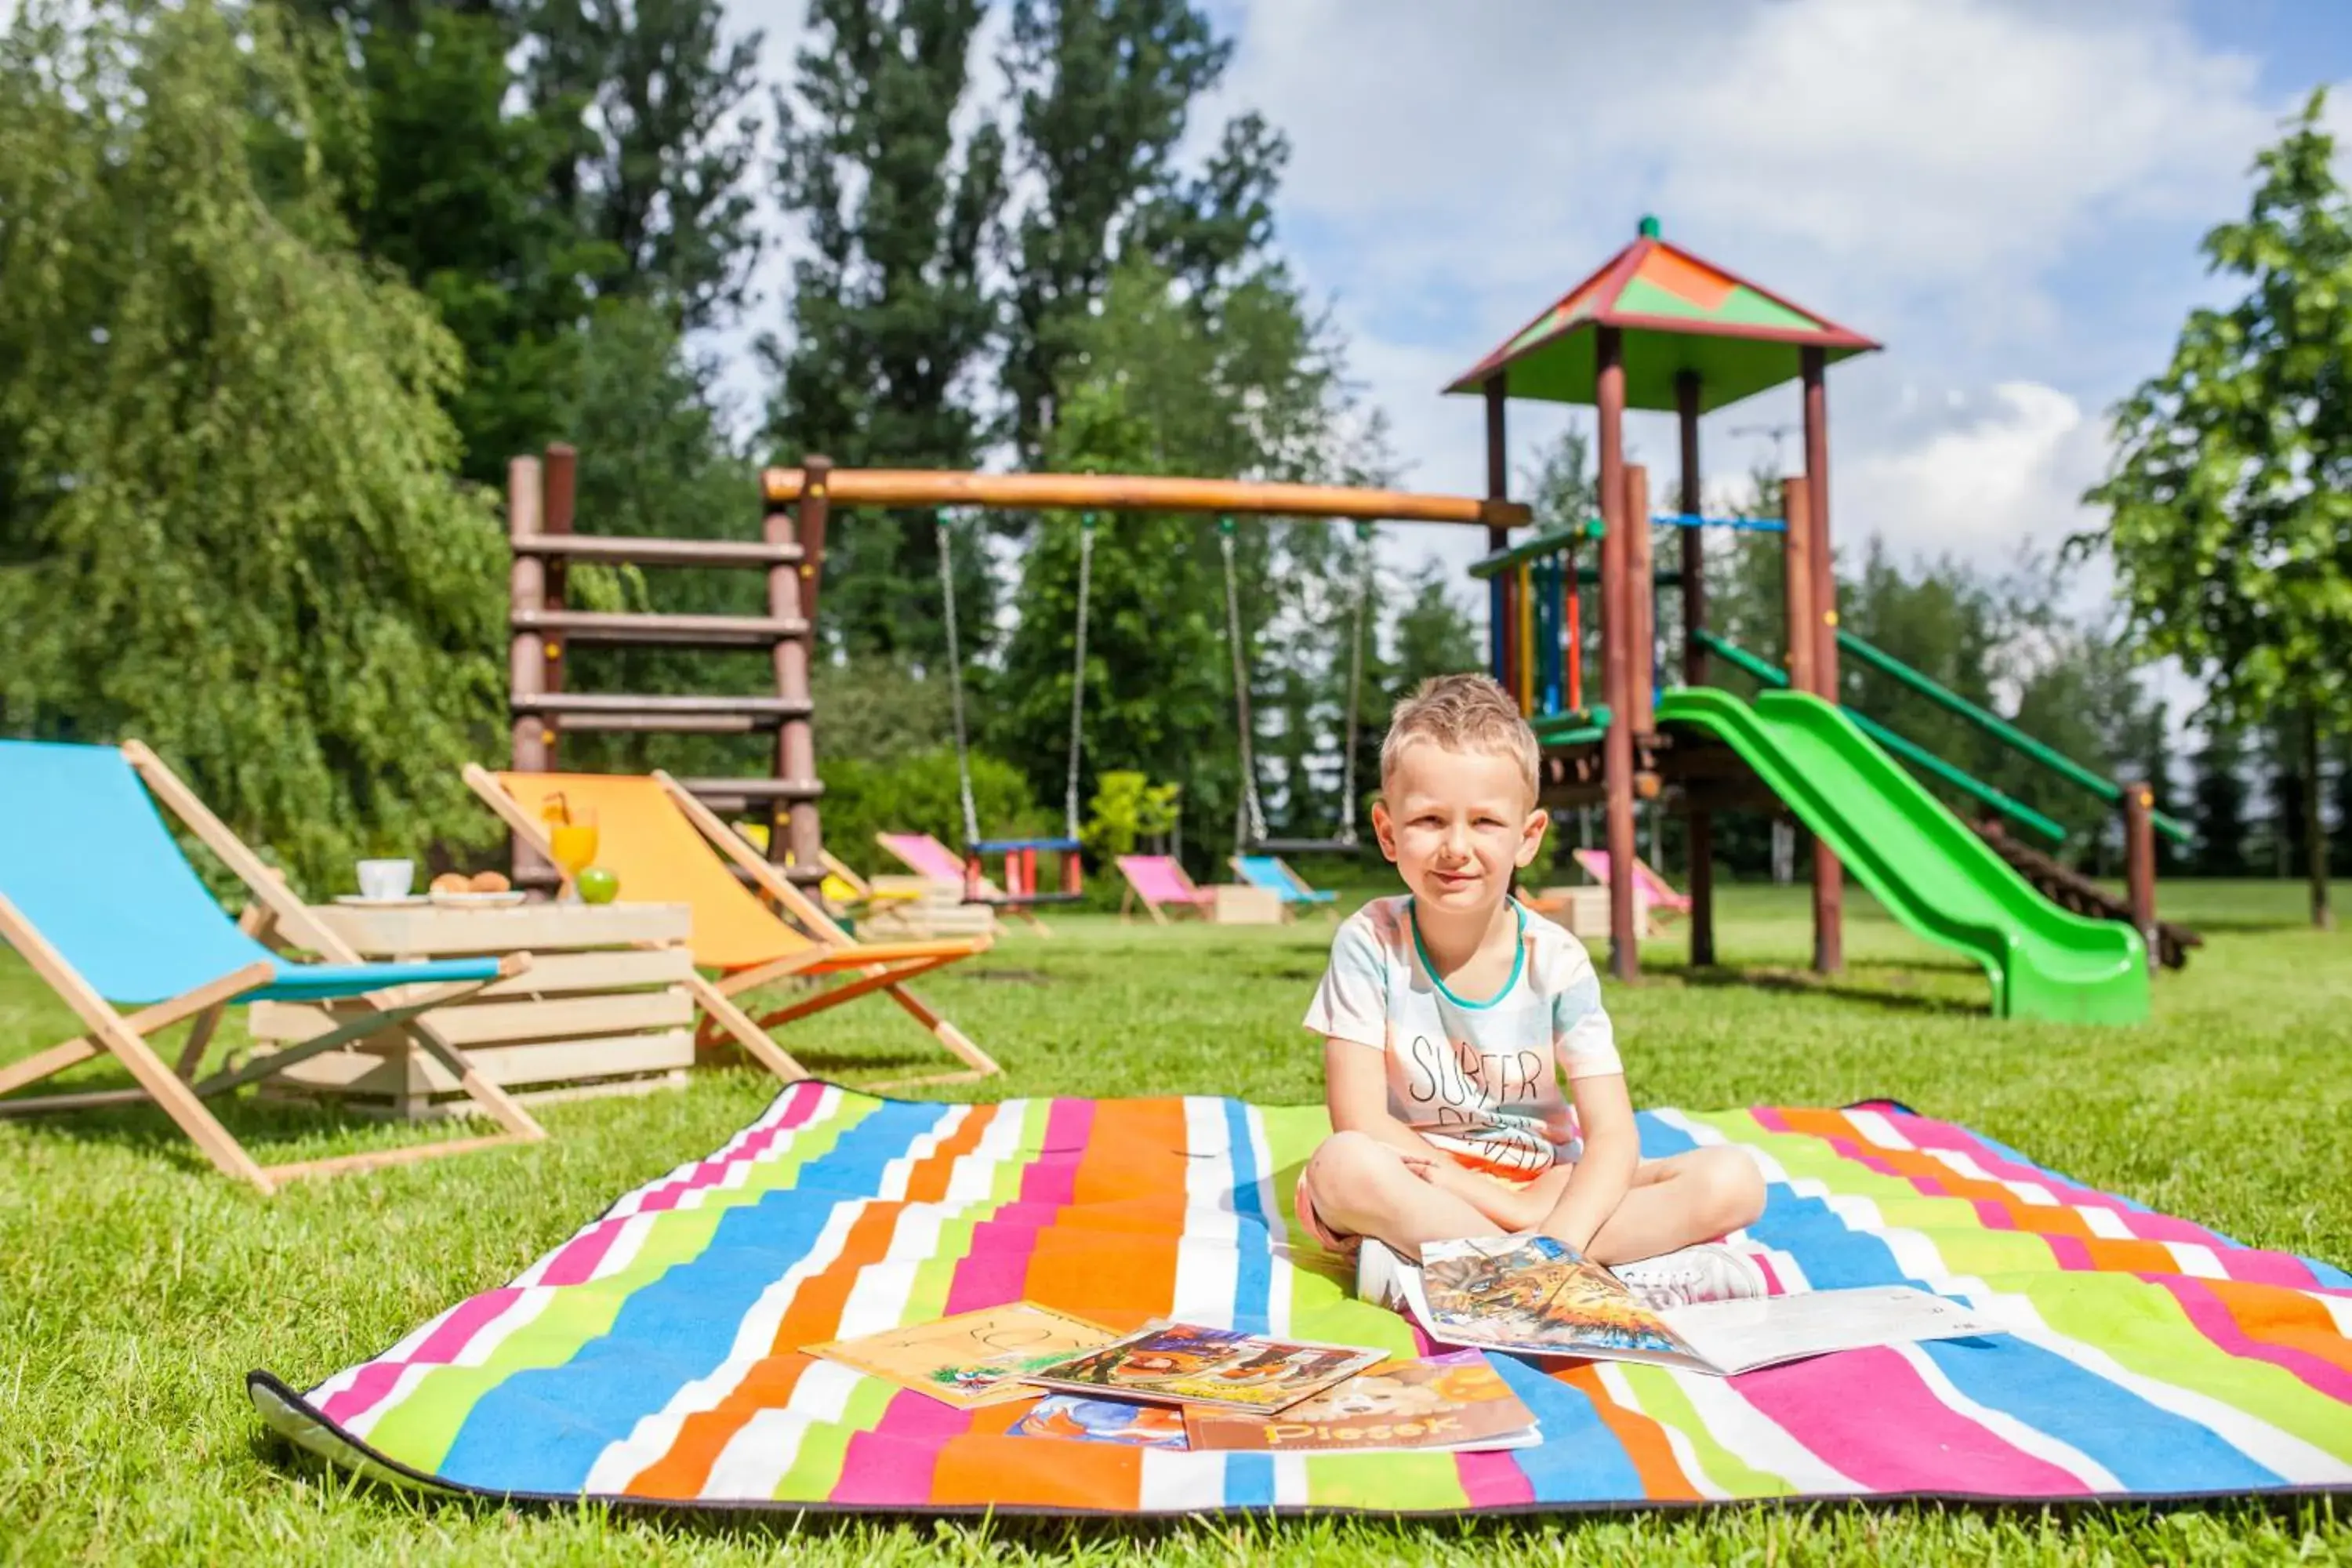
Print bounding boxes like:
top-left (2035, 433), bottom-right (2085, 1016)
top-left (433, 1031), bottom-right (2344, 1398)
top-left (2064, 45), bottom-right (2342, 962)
top-left (1842, 380), bottom-right (2104, 561)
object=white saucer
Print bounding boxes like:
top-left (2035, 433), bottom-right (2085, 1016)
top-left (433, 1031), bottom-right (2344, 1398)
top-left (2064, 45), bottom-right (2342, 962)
top-left (333, 894), bottom-right (428, 908)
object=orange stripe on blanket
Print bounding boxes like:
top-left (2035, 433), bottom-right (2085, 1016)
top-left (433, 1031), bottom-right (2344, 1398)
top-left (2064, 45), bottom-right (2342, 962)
top-left (931, 1432), bottom-right (1146, 1510)
top-left (1558, 1364), bottom-right (1703, 1500)
top-left (2205, 1282), bottom-right (2352, 1375)
top-left (1021, 1097), bottom-right (1192, 1330)
top-left (623, 1109), bottom-right (1004, 1497)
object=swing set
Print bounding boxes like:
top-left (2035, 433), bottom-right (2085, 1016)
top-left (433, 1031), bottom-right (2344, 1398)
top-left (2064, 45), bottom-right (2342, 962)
top-left (781, 467), bottom-right (1529, 902)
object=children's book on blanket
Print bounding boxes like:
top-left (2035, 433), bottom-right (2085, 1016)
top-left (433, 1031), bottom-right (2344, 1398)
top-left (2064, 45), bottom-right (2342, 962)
top-left (1390, 1236), bottom-right (1999, 1375)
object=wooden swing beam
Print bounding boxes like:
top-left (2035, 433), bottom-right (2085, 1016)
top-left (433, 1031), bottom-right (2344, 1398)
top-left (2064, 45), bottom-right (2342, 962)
top-left (760, 467), bottom-right (1531, 529)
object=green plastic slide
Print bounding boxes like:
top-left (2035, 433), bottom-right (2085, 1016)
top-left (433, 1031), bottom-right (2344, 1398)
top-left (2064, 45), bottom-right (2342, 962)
top-left (1654, 685), bottom-right (2148, 1024)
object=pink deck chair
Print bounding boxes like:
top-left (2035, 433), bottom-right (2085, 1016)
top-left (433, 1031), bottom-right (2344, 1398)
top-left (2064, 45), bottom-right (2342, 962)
top-left (1115, 855), bottom-right (1214, 924)
top-left (1572, 848), bottom-right (1692, 918)
top-left (875, 832), bottom-right (1052, 934)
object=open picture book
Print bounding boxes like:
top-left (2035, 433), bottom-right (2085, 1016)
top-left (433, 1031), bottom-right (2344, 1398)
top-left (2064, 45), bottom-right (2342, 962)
top-left (1385, 1236), bottom-right (1998, 1375)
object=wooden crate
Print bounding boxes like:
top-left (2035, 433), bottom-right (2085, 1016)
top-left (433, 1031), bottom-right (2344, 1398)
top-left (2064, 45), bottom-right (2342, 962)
top-left (253, 902), bottom-right (698, 1120)
top-left (1207, 884), bottom-right (1285, 926)
top-left (1532, 886), bottom-right (1656, 940)
top-left (858, 875), bottom-right (996, 941)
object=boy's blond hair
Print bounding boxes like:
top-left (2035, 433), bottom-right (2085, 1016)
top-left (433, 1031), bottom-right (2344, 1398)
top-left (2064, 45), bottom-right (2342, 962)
top-left (1380, 673), bottom-right (1541, 798)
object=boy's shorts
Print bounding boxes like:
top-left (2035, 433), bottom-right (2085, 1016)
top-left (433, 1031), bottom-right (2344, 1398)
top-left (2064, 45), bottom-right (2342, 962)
top-left (1293, 1156), bottom-right (1548, 1257)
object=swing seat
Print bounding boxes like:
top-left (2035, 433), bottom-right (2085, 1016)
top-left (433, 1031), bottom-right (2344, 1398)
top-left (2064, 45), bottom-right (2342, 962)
top-left (1243, 837), bottom-right (1362, 858)
top-left (967, 837), bottom-right (1083, 854)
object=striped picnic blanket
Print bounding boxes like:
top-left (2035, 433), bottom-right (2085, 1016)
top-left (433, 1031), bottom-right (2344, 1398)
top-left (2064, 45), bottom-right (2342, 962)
top-left (249, 1083), bottom-right (2352, 1515)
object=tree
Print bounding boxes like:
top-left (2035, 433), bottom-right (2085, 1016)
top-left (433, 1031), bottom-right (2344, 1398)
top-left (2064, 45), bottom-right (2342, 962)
top-left (521, 0), bottom-right (766, 329)
top-left (296, 0), bottom-right (612, 481)
top-left (998, 0), bottom-right (1284, 456)
top-left (2081, 91), bottom-right (2352, 927)
top-left (765, 0), bottom-right (1003, 663)
top-left (0, 0), bottom-right (506, 887)
top-left (2189, 721), bottom-right (2252, 877)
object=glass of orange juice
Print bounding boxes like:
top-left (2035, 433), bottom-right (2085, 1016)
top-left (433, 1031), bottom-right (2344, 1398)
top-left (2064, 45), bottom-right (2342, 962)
top-left (550, 808), bottom-right (600, 900)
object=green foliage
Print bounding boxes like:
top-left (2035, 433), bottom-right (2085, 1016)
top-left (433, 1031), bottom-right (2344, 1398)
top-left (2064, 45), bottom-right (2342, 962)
top-left (295, 0), bottom-right (615, 482)
top-left (765, 0), bottom-right (1003, 663)
top-left (2082, 90), bottom-right (2352, 917)
top-left (1000, 0), bottom-right (1272, 457)
top-left (818, 749), bottom-right (1049, 876)
top-left (2190, 720), bottom-right (2252, 876)
top-left (0, 0), bottom-right (506, 891)
top-left (812, 656), bottom-right (956, 768)
top-left (1082, 770), bottom-right (1181, 861)
top-left (519, 0), bottom-right (767, 329)
top-left (1520, 423), bottom-right (1602, 533)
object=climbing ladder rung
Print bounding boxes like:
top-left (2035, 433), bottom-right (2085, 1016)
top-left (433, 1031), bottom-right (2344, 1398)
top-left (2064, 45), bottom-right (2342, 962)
top-left (510, 535), bottom-right (803, 568)
top-left (676, 777), bottom-right (826, 811)
top-left (512, 693), bottom-right (811, 732)
top-left (512, 610), bottom-right (809, 647)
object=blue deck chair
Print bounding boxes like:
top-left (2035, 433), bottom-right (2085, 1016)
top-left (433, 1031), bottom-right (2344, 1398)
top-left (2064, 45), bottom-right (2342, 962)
top-left (0, 740), bottom-right (544, 1193)
top-left (1229, 854), bottom-right (1341, 920)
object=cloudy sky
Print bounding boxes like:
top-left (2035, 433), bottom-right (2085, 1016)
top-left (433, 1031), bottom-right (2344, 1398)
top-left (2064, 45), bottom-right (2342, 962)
top-left (717, 0), bottom-right (2352, 603)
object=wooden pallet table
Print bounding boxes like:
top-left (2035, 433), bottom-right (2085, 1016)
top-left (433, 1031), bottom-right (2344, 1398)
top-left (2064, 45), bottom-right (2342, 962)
top-left (252, 901), bottom-right (696, 1120)
top-left (1207, 884), bottom-right (1285, 926)
top-left (1530, 885), bottom-right (1657, 941)
top-left (856, 874), bottom-right (996, 941)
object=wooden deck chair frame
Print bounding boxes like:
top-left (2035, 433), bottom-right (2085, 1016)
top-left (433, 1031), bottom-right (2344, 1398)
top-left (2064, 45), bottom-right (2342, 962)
top-left (1227, 854), bottom-right (1342, 924)
top-left (467, 768), bottom-right (1000, 1091)
top-left (875, 831), bottom-right (1051, 936)
top-left (0, 742), bottom-right (545, 1195)
top-left (1115, 855), bottom-right (1211, 926)
top-left (1569, 848), bottom-right (1679, 930)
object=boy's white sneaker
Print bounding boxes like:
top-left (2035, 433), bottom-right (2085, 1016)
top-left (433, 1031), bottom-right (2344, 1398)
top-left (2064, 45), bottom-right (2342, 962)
top-left (1611, 1243), bottom-right (1769, 1308)
top-left (1354, 1239), bottom-right (1412, 1312)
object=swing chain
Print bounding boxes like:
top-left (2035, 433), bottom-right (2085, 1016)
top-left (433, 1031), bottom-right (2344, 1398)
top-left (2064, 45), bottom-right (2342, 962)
top-left (1334, 521), bottom-right (1374, 850)
top-left (935, 511), bottom-right (982, 848)
top-left (1219, 519), bottom-right (1270, 852)
top-left (1063, 514), bottom-right (1095, 843)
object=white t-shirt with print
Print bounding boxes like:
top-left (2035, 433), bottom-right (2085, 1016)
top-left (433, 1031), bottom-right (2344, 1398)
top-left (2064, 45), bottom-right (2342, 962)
top-left (1302, 895), bottom-right (1622, 1178)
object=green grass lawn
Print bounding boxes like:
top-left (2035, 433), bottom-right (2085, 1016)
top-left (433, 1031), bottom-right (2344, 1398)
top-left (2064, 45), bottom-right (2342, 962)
top-left (2, 880), bottom-right (2347, 1564)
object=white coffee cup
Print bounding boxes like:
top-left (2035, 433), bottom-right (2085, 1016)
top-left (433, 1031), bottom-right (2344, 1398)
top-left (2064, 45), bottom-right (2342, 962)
top-left (357, 858), bottom-right (416, 901)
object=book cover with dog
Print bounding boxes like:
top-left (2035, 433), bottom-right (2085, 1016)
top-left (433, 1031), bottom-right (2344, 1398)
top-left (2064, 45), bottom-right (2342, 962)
top-left (1183, 1350), bottom-right (1538, 1454)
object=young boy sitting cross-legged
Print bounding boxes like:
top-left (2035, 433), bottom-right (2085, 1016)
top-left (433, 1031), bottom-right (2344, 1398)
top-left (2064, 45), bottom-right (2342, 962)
top-left (1295, 673), bottom-right (1770, 1308)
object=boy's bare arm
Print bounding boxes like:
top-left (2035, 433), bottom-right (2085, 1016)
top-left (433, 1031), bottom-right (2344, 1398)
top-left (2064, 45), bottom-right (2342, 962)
top-left (1323, 1038), bottom-right (1457, 1165)
top-left (1534, 1073), bottom-right (1639, 1253)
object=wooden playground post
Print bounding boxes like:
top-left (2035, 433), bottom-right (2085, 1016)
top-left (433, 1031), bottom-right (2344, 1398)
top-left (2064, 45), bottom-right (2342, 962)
top-left (1780, 475), bottom-right (1817, 696)
top-left (2122, 782), bottom-right (2158, 971)
top-left (1677, 371), bottom-right (1715, 967)
top-left (769, 456), bottom-right (829, 876)
top-left (1595, 327), bottom-right (1639, 981)
top-left (1801, 348), bottom-right (1843, 975)
top-left (1484, 375), bottom-right (1511, 684)
top-left (508, 456), bottom-right (548, 777)
top-left (506, 457), bottom-right (555, 887)
top-left (1625, 465), bottom-right (1655, 737)
top-left (540, 445), bottom-right (576, 767)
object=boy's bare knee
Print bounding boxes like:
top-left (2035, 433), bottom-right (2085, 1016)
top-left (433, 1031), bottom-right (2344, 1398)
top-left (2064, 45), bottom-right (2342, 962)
top-left (1305, 1130), bottom-right (1392, 1196)
top-left (1700, 1148), bottom-right (1767, 1232)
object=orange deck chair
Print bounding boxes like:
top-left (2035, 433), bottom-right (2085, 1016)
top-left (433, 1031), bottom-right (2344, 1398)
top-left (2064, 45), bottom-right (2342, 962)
top-left (466, 768), bottom-right (999, 1088)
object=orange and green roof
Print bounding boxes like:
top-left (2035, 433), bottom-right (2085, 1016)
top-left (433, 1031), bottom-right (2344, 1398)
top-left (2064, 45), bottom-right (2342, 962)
top-left (1446, 217), bottom-right (1880, 413)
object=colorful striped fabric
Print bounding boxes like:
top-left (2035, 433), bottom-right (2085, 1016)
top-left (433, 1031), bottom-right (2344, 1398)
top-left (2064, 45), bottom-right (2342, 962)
top-left (249, 1085), bottom-right (2352, 1515)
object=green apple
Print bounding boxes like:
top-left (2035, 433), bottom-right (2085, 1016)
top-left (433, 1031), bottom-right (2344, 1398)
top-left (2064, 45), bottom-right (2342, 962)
top-left (575, 866), bottom-right (621, 905)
